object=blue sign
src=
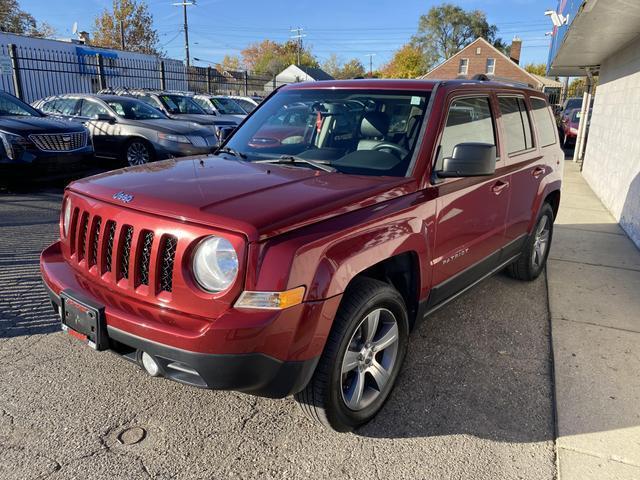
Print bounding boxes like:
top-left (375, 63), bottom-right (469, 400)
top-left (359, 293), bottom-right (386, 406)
top-left (546, 0), bottom-right (583, 74)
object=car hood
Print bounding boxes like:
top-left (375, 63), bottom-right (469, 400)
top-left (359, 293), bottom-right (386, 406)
top-left (137, 119), bottom-right (213, 136)
top-left (68, 156), bottom-right (413, 242)
top-left (168, 113), bottom-right (238, 126)
top-left (0, 115), bottom-right (86, 135)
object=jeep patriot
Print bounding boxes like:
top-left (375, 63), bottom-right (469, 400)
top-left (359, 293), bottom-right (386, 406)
top-left (40, 79), bottom-right (563, 431)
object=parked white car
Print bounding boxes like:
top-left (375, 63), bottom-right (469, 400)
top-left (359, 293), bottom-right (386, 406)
top-left (228, 96), bottom-right (260, 113)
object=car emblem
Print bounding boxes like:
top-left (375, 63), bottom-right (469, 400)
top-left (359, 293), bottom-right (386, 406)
top-left (113, 191), bottom-right (134, 203)
top-left (62, 135), bottom-right (71, 142)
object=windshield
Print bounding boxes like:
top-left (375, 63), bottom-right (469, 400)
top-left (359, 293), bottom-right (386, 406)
top-left (225, 89), bottom-right (430, 177)
top-left (234, 98), bottom-right (257, 113)
top-left (211, 97), bottom-right (246, 114)
top-left (105, 98), bottom-right (166, 120)
top-left (0, 92), bottom-right (40, 117)
top-left (159, 95), bottom-right (206, 114)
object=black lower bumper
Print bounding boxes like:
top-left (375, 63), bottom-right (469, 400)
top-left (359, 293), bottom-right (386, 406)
top-left (46, 285), bottom-right (318, 398)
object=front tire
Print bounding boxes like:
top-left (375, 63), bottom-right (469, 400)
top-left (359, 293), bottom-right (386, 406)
top-left (295, 277), bottom-right (409, 431)
top-left (123, 139), bottom-right (154, 166)
top-left (507, 203), bottom-right (554, 281)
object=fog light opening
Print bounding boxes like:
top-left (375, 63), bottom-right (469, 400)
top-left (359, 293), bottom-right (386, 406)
top-left (141, 351), bottom-right (160, 377)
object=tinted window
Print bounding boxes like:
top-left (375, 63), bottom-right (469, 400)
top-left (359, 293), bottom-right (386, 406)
top-left (104, 98), bottom-right (166, 120)
top-left (193, 97), bottom-right (214, 114)
top-left (159, 95), bottom-right (205, 114)
top-left (498, 97), bottom-right (534, 154)
top-left (437, 96), bottom-right (495, 170)
top-left (210, 97), bottom-right (246, 114)
top-left (0, 93), bottom-right (39, 117)
top-left (138, 95), bottom-right (163, 110)
top-left (80, 99), bottom-right (109, 118)
top-left (530, 97), bottom-right (556, 147)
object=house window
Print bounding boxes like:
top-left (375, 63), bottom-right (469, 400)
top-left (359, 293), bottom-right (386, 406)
top-left (486, 58), bottom-right (496, 75)
top-left (458, 58), bottom-right (469, 75)
top-left (476, 47), bottom-right (482, 55)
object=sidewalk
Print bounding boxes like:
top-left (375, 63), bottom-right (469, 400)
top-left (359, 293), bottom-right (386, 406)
top-left (548, 160), bottom-right (640, 479)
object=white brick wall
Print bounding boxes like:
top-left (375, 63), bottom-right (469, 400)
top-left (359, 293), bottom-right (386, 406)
top-left (582, 35), bottom-right (640, 249)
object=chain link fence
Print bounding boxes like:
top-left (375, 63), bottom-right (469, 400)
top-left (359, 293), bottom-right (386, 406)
top-left (1, 42), bottom-right (282, 103)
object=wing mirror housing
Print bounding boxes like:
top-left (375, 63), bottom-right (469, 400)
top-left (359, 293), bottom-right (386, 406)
top-left (437, 143), bottom-right (496, 178)
top-left (95, 113), bottom-right (115, 123)
top-left (216, 125), bottom-right (236, 143)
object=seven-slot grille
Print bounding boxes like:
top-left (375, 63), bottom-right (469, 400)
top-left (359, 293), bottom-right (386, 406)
top-left (69, 208), bottom-right (177, 294)
top-left (29, 132), bottom-right (87, 152)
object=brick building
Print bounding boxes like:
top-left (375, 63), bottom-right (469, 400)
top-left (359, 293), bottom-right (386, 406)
top-left (420, 37), bottom-right (546, 89)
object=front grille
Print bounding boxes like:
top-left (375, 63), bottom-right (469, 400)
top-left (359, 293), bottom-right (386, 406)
top-left (29, 132), bottom-right (87, 152)
top-left (137, 231), bottom-right (154, 286)
top-left (188, 135), bottom-right (207, 147)
top-left (69, 208), bottom-right (180, 296)
top-left (159, 236), bottom-right (178, 292)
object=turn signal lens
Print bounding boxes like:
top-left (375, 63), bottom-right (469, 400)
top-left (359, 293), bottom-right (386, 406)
top-left (234, 286), bottom-right (306, 310)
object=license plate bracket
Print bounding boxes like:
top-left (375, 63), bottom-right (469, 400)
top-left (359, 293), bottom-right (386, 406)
top-left (60, 290), bottom-right (108, 350)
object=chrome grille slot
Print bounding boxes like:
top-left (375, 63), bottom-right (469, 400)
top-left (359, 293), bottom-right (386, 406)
top-left (104, 221), bottom-right (116, 273)
top-left (29, 132), bottom-right (87, 152)
top-left (119, 226), bottom-right (134, 280)
top-left (137, 231), bottom-right (154, 286)
top-left (159, 236), bottom-right (178, 293)
top-left (89, 217), bottom-right (101, 267)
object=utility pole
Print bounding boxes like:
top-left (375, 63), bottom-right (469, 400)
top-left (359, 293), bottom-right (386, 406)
top-left (119, 20), bottom-right (125, 50)
top-left (173, 1), bottom-right (195, 67)
top-left (290, 27), bottom-right (306, 66)
top-left (365, 53), bottom-right (376, 77)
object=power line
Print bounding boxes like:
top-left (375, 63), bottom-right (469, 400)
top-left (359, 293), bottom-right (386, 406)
top-left (290, 26), bottom-right (306, 65)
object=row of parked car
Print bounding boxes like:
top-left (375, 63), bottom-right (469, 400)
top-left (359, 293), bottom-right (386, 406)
top-left (0, 89), bottom-right (262, 184)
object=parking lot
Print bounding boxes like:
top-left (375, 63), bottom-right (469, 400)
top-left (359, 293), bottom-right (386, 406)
top-left (0, 184), bottom-right (556, 480)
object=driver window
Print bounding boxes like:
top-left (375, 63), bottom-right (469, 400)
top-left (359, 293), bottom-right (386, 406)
top-left (437, 96), bottom-right (495, 170)
top-left (80, 100), bottom-right (109, 118)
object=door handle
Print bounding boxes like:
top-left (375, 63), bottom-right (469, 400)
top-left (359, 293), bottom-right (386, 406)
top-left (532, 166), bottom-right (546, 178)
top-left (491, 180), bottom-right (509, 195)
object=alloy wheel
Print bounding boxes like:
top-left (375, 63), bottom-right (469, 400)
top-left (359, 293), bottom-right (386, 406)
top-left (340, 308), bottom-right (399, 411)
top-left (127, 142), bottom-right (150, 166)
top-left (532, 215), bottom-right (550, 269)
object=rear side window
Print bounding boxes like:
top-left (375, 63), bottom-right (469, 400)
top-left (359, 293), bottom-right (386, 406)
top-left (530, 97), bottom-right (556, 147)
top-left (498, 97), bottom-right (534, 154)
top-left (437, 96), bottom-right (495, 170)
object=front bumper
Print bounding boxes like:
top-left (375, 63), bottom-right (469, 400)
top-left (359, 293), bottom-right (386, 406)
top-left (41, 241), bottom-right (341, 397)
top-left (0, 147), bottom-right (95, 179)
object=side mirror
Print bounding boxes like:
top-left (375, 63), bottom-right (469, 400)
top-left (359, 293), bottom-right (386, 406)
top-left (95, 113), bottom-right (115, 123)
top-left (437, 143), bottom-right (496, 178)
top-left (216, 125), bottom-right (236, 143)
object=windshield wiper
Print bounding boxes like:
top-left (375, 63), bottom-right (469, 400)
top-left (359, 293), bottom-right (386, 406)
top-left (214, 146), bottom-right (247, 159)
top-left (255, 155), bottom-right (336, 173)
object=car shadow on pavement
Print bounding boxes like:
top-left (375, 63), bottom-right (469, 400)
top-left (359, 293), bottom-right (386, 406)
top-left (355, 271), bottom-right (555, 442)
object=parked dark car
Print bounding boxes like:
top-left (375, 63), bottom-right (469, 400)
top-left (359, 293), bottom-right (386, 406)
top-left (561, 107), bottom-right (591, 148)
top-left (34, 94), bottom-right (219, 166)
top-left (105, 89), bottom-right (240, 130)
top-left (0, 90), bottom-right (93, 184)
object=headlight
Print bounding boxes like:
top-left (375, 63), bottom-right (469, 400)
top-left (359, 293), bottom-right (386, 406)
top-left (158, 132), bottom-right (191, 144)
top-left (192, 236), bottom-right (238, 292)
top-left (62, 198), bottom-right (72, 237)
top-left (0, 131), bottom-right (27, 160)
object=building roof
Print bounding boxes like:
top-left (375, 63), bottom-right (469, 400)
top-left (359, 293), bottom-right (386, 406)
top-left (529, 73), bottom-right (563, 88)
top-left (418, 37), bottom-right (544, 89)
top-left (295, 66), bottom-right (334, 81)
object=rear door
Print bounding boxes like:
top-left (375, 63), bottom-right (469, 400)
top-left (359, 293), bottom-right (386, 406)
top-left (497, 95), bottom-right (550, 256)
top-left (429, 93), bottom-right (511, 306)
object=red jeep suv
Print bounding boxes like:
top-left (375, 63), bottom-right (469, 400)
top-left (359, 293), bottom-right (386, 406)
top-left (41, 80), bottom-right (563, 431)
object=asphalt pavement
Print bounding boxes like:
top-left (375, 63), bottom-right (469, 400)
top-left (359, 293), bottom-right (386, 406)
top-left (0, 186), bottom-right (556, 480)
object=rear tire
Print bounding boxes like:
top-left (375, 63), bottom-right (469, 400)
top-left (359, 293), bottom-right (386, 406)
top-left (295, 277), bottom-right (409, 431)
top-left (507, 203), bottom-right (554, 281)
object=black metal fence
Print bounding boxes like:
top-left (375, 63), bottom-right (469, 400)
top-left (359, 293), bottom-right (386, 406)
top-left (1, 43), bottom-right (282, 103)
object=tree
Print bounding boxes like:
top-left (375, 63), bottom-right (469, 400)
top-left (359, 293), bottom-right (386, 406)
top-left (567, 77), bottom-right (598, 97)
top-left (381, 44), bottom-right (426, 79)
top-left (322, 54), bottom-right (366, 79)
top-left (221, 54), bottom-right (241, 72)
top-left (241, 39), bottom-right (318, 74)
top-left (411, 3), bottom-right (506, 69)
top-left (92, 0), bottom-right (161, 55)
top-left (0, 0), bottom-right (55, 37)
top-left (524, 63), bottom-right (547, 76)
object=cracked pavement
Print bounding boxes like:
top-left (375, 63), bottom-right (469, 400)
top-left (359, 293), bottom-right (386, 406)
top-left (0, 187), bottom-right (556, 479)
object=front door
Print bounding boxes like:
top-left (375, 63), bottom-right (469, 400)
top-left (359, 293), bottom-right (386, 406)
top-left (429, 94), bottom-right (511, 307)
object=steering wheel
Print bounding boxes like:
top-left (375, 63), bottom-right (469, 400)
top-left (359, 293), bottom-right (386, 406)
top-left (373, 142), bottom-right (409, 159)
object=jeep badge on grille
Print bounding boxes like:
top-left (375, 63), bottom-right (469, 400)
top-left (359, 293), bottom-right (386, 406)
top-left (113, 191), bottom-right (134, 203)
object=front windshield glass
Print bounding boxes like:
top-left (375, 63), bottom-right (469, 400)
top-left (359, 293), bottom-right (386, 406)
top-left (211, 97), bottom-right (246, 114)
top-left (159, 94), bottom-right (206, 114)
top-left (225, 89), bottom-right (430, 177)
top-left (105, 98), bottom-right (166, 120)
top-left (0, 92), bottom-right (40, 117)
top-left (234, 98), bottom-right (256, 112)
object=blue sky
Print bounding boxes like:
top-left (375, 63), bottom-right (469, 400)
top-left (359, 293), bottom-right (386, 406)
top-left (21, 0), bottom-right (557, 70)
